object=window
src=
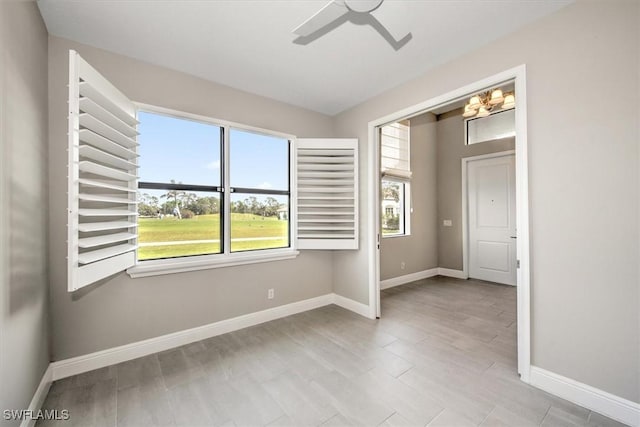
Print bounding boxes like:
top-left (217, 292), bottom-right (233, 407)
top-left (137, 112), bottom-right (222, 260)
top-left (380, 121), bottom-right (411, 237)
top-left (137, 111), bottom-right (290, 261)
top-left (466, 108), bottom-right (515, 145)
top-left (229, 129), bottom-right (290, 253)
top-left (66, 51), bottom-right (358, 290)
top-left (381, 179), bottom-right (408, 236)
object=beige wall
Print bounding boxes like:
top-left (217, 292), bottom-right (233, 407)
top-left (333, 0), bottom-right (639, 402)
top-left (48, 37), bottom-right (335, 360)
top-left (0, 2), bottom-right (50, 422)
top-left (436, 108), bottom-right (515, 270)
top-left (380, 113), bottom-right (438, 280)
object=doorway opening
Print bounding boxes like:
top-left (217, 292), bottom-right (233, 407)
top-left (368, 66), bottom-right (530, 383)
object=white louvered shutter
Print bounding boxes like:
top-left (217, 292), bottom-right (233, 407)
top-left (380, 121), bottom-right (411, 180)
top-left (68, 50), bottom-right (139, 292)
top-left (296, 138), bottom-right (358, 250)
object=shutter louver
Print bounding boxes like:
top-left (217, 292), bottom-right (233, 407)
top-left (296, 139), bottom-right (358, 250)
top-left (68, 50), bottom-right (138, 291)
top-left (381, 121), bottom-right (411, 181)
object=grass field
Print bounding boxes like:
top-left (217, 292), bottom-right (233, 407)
top-left (138, 213), bottom-right (288, 260)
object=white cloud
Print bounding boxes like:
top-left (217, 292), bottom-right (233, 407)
top-left (258, 181), bottom-right (272, 189)
top-left (206, 160), bottom-right (220, 170)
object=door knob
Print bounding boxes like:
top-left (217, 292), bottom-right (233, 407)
top-left (510, 236), bottom-right (517, 239)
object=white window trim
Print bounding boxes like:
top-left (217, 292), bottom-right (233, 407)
top-left (127, 248), bottom-right (300, 278)
top-left (126, 103), bottom-right (299, 278)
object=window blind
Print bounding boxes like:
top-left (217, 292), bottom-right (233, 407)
top-left (380, 121), bottom-right (411, 180)
top-left (68, 50), bottom-right (139, 291)
top-left (296, 138), bottom-right (359, 250)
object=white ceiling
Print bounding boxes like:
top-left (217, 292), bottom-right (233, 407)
top-left (37, 0), bottom-right (571, 115)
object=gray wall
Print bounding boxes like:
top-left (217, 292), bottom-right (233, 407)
top-left (436, 109), bottom-right (515, 270)
top-left (380, 113), bottom-right (438, 280)
top-left (48, 37), bottom-right (335, 360)
top-left (0, 2), bottom-right (50, 422)
top-left (32, 0), bottom-right (640, 406)
top-left (379, 109), bottom-right (515, 281)
top-left (333, 0), bottom-right (639, 403)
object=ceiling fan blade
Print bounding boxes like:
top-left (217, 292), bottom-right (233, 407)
top-left (293, 0), bottom-right (348, 37)
top-left (370, 3), bottom-right (410, 42)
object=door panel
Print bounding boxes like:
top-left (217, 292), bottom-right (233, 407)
top-left (468, 154), bottom-right (516, 285)
top-left (476, 164), bottom-right (510, 227)
top-left (477, 241), bottom-right (511, 272)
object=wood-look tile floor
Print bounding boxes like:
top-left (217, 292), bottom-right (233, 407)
top-left (38, 277), bottom-right (627, 427)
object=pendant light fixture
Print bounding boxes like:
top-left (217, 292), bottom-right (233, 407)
top-left (502, 93), bottom-right (516, 109)
top-left (463, 88), bottom-right (515, 119)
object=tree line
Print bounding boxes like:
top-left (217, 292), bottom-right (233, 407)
top-left (138, 183), bottom-right (284, 218)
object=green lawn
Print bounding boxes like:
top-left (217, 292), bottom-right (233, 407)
top-left (138, 213), bottom-right (288, 260)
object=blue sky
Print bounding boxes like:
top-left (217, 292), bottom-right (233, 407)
top-left (138, 111), bottom-right (289, 190)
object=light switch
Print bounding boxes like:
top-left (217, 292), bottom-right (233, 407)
top-left (443, 219), bottom-right (452, 227)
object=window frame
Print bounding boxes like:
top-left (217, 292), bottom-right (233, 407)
top-left (136, 114), bottom-right (224, 260)
top-left (227, 127), bottom-right (292, 255)
top-left (381, 177), bottom-right (411, 238)
top-left (464, 107), bottom-right (516, 146)
top-left (127, 103), bottom-right (298, 278)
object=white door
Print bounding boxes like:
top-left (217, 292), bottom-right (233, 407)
top-left (468, 154), bottom-right (516, 286)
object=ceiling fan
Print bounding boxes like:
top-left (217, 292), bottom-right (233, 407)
top-left (292, 0), bottom-right (412, 51)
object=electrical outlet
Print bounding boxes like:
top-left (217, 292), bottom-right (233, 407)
top-left (400, 262), bottom-right (406, 270)
top-left (267, 288), bottom-right (274, 299)
top-left (443, 219), bottom-right (452, 227)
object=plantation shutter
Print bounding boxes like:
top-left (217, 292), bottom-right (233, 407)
top-left (67, 50), bottom-right (139, 292)
top-left (296, 138), bottom-right (358, 250)
top-left (380, 121), bottom-right (411, 181)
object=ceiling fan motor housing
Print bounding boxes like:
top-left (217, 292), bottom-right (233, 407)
top-left (344, 0), bottom-right (384, 13)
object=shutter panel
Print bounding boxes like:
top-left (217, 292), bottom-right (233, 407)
top-left (296, 138), bottom-right (358, 250)
top-left (381, 121), bottom-right (411, 181)
top-left (68, 50), bottom-right (139, 292)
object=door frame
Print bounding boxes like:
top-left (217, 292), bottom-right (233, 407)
top-left (462, 150), bottom-right (516, 282)
top-left (367, 65), bottom-right (531, 383)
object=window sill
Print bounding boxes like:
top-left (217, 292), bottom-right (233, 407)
top-left (126, 249), bottom-right (300, 278)
top-left (382, 233), bottom-right (410, 239)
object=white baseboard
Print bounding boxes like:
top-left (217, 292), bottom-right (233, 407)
top-left (530, 366), bottom-right (640, 427)
top-left (332, 293), bottom-right (374, 318)
top-left (379, 268), bottom-right (468, 290)
top-left (51, 293), bottom-right (335, 381)
top-left (380, 268), bottom-right (439, 290)
top-left (20, 365), bottom-right (53, 427)
top-left (50, 293), bottom-right (373, 381)
top-left (437, 267), bottom-right (467, 279)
